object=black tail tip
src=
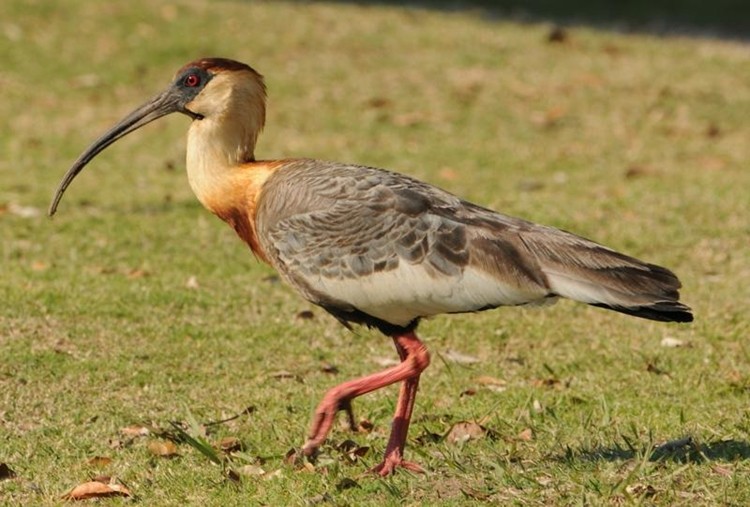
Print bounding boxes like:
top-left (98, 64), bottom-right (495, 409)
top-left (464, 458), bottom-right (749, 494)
top-left (592, 302), bottom-right (693, 323)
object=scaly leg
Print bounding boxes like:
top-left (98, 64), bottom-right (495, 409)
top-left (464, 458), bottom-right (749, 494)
top-left (302, 331), bottom-right (430, 475)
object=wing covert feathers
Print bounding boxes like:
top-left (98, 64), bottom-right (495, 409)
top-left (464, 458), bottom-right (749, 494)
top-left (254, 159), bottom-right (692, 329)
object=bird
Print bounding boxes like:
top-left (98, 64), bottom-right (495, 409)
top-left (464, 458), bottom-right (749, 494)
top-left (49, 57), bottom-right (693, 476)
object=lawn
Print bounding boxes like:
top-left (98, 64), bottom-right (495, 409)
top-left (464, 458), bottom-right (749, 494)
top-left (1, 1), bottom-right (749, 505)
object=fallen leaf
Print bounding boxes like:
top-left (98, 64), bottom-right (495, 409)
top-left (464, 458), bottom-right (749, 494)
top-left (336, 478), bottom-right (359, 491)
top-left (547, 26), bottom-right (569, 44)
top-left (446, 421), bottom-right (486, 444)
top-left (661, 337), bottom-right (690, 348)
top-left (269, 371), bottom-right (303, 382)
top-left (62, 479), bottom-right (131, 501)
top-left (148, 440), bottom-right (179, 458)
top-left (625, 483), bottom-right (656, 497)
top-left (625, 164), bottom-right (657, 179)
top-left (185, 275), bottom-right (199, 289)
top-left (365, 97), bottom-right (391, 109)
top-left (85, 456), bottom-right (112, 467)
top-left (218, 436), bottom-right (243, 453)
top-left (536, 475), bottom-right (553, 487)
top-left (600, 43), bottom-right (624, 58)
top-left (444, 349), bottom-right (480, 365)
top-left (8, 203), bottom-right (41, 218)
top-left (474, 376), bottom-right (507, 387)
top-left (264, 469), bottom-right (283, 480)
top-left (120, 425), bottom-right (150, 437)
top-left (126, 268), bottom-right (149, 279)
top-left (646, 363), bottom-right (671, 377)
top-left (705, 123), bottom-right (721, 138)
top-left (357, 419), bottom-right (374, 432)
top-left (284, 448), bottom-right (303, 467)
top-left (712, 464), bottom-right (733, 477)
top-left (0, 463), bottom-right (16, 480)
top-left (415, 431), bottom-right (442, 445)
top-left (517, 428), bottom-right (533, 441)
top-left (531, 106), bottom-right (567, 128)
top-left (226, 468), bottom-right (241, 483)
top-left (460, 388), bottom-right (477, 397)
top-left (336, 440), bottom-right (369, 463)
top-left (295, 310), bottom-right (315, 320)
top-left (320, 363), bottom-right (339, 374)
top-left (532, 378), bottom-right (561, 389)
top-left (238, 464), bottom-right (266, 476)
top-left (392, 111), bottom-right (426, 127)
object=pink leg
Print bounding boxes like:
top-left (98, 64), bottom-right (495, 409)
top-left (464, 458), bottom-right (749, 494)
top-left (302, 331), bottom-right (430, 475)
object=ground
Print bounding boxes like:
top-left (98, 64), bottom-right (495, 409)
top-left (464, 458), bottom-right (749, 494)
top-left (1, 1), bottom-right (749, 505)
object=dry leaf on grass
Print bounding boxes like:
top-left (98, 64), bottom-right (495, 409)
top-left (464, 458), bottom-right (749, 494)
top-left (532, 377), bottom-right (563, 389)
top-left (126, 268), bottom-right (149, 279)
top-left (218, 436), bottom-right (243, 453)
top-left (336, 439), bottom-right (369, 463)
top-left (148, 440), bottom-right (179, 458)
top-left (0, 463), bottom-right (16, 480)
top-left (712, 464), bottom-right (733, 477)
top-left (446, 421), bottom-right (487, 444)
top-left (474, 375), bottom-right (507, 392)
top-left (62, 477), bottom-right (131, 501)
top-left (7, 203), bottom-right (41, 218)
top-left (269, 371), bottom-right (303, 382)
top-left (120, 425), bottom-right (150, 437)
top-left (646, 363), bottom-right (671, 377)
top-left (85, 456), bottom-right (112, 467)
top-left (295, 310), bottom-right (315, 320)
top-left (661, 337), bottom-right (690, 348)
top-left (357, 419), bottom-right (374, 432)
top-left (517, 428), bottom-right (533, 441)
top-left (336, 478), bottom-right (359, 491)
top-left (284, 448), bottom-right (305, 469)
top-left (625, 483), bottom-right (657, 497)
top-left (238, 464), bottom-right (266, 476)
top-left (30, 261), bottom-right (49, 271)
top-left (320, 363), bottom-right (339, 374)
top-left (547, 26), bottom-right (569, 44)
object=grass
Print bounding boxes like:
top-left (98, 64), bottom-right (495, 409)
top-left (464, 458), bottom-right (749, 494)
top-left (1, 0), bottom-right (749, 505)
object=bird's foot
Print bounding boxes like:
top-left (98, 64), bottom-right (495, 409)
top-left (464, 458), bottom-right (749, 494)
top-left (301, 439), bottom-right (321, 457)
top-left (368, 449), bottom-right (425, 477)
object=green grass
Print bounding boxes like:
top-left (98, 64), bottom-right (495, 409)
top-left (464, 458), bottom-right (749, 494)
top-left (2, 1), bottom-right (749, 505)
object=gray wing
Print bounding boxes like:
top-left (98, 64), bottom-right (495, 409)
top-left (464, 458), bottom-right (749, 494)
top-left (255, 159), bottom-right (691, 329)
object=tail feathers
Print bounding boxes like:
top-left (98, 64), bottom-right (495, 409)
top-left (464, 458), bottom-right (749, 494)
top-left (590, 301), bottom-right (694, 323)
top-left (521, 231), bottom-right (694, 324)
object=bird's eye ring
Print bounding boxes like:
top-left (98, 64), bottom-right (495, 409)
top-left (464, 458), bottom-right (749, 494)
top-left (184, 73), bottom-right (201, 87)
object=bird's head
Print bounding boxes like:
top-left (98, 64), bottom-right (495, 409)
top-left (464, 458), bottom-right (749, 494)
top-left (48, 58), bottom-right (266, 216)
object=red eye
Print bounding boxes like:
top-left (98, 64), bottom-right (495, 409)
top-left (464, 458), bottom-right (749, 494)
top-left (184, 73), bottom-right (201, 87)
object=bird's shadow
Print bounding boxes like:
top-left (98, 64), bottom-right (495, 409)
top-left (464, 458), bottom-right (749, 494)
top-left (559, 437), bottom-right (750, 464)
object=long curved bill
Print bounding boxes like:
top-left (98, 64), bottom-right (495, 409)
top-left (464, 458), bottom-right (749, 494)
top-left (48, 86), bottom-right (186, 216)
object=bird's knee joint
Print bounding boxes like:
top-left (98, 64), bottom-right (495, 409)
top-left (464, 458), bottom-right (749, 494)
top-left (413, 345), bottom-right (430, 372)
